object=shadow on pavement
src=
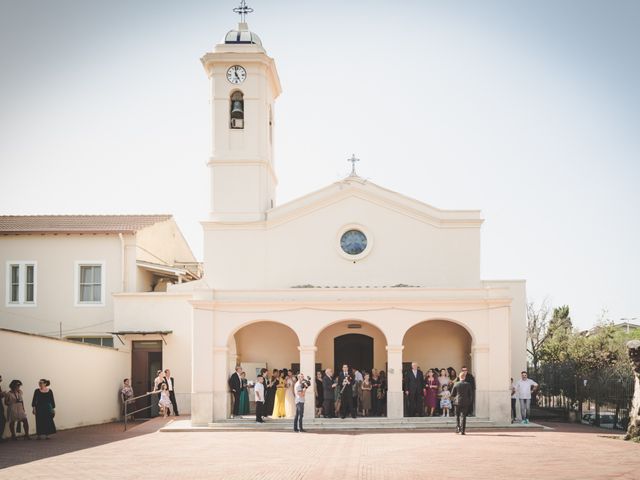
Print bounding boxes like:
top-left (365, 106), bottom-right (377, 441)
top-left (0, 417), bottom-right (171, 470)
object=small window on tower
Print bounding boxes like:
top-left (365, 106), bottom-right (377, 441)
top-left (230, 91), bottom-right (244, 129)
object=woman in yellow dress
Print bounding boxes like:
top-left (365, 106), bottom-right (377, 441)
top-left (272, 370), bottom-right (287, 418)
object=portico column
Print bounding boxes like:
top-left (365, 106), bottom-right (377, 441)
top-left (212, 346), bottom-right (230, 421)
top-left (298, 345), bottom-right (317, 419)
top-left (191, 307), bottom-right (214, 426)
top-left (472, 345), bottom-right (490, 419)
top-left (386, 345), bottom-right (404, 419)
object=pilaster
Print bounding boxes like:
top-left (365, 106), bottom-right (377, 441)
top-left (298, 345), bottom-right (317, 419)
top-left (386, 345), bottom-right (404, 419)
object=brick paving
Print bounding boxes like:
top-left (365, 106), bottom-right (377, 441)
top-left (0, 418), bottom-right (638, 480)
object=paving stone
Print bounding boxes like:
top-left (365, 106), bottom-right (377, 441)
top-left (0, 418), bottom-right (638, 479)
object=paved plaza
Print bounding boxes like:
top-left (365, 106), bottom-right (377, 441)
top-left (0, 418), bottom-right (638, 479)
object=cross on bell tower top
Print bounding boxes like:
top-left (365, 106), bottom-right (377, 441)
top-left (347, 154), bottom-right (360, 177)
top-left (233, 0), bottom-right (254, 23)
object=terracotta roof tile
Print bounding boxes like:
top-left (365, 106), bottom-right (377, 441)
top-left (0, 215), bottom-right (173, 234)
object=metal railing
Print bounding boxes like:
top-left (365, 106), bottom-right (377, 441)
top-left (123, 391), bottom-right (158, 431)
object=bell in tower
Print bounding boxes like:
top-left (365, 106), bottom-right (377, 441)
top-left (230, 92), bottom-right (244, 129)
top-left (200, 0), bottom-right (282, 222)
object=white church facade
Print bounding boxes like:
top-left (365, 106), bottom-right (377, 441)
top-left (123, 11), bottom-right (525, 426)
top-left (1, 5), bottom-right (526, 430)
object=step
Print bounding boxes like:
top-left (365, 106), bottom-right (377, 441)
top-left (160, 417), bottom-right (544, 432)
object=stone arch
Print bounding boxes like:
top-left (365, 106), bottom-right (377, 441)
top-left (228, 320), bottom-right (301, 376)
top-left (315, 319), bottom-right (388, 373)
top-left (401, 318), bottom-right (474, 376)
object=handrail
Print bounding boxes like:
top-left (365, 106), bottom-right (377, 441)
top-left (123, 391), bottom-right (159, 431)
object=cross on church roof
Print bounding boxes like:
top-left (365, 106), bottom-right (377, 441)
top-left (233, 0), bottom-right (254, 23)
top-left (347, 154), bottom-right (360, 176)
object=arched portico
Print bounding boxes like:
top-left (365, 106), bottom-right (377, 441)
top-left (315, 320), bottom-right (388, 374)
top-left (402, 319), bottom-right (473, 375)
top-left (401, 319), bottom-right (473, 417)
top-left (226, 321), bottom-right (300, 418)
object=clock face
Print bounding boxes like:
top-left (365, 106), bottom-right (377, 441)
top-left (226, 65), bottom-right (246, 84)
top-left (340, 230), bottom-right (367, 255)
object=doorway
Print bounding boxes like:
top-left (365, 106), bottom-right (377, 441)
top-left (131, 340), bottom-right (162, 418)
top-left (334, 334), bottom-right (373, 372)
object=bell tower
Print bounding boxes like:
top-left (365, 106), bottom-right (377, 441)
top-left (201, 1), bottom-right (282, 222)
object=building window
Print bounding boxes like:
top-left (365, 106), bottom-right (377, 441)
top-left (68, 336), bottom-right (114, 348)
top-left (6, 261), bottom-right (37, 306)
top-left (230, 91), bottom-right (244, 129)
top-left (75, 262), bottom-right (105, 306)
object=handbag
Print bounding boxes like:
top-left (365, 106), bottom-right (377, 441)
top-left (48, 403), bottom-right (55, 418)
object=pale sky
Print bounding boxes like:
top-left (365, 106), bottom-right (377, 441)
top-left (1, 0), bottom-right (638, 330)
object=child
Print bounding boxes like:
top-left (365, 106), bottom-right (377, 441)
top-left (440, 384), bottom-right (452, 417)
top-left (158, 383), bottom-right (173, 418)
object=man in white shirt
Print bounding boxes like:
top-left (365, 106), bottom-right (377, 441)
top-left (254, 375), bottom-right (265, 423)
top-left (515, 371), bottom-right (538, 424)
top-left (294, 373), bottom-right (308, 432)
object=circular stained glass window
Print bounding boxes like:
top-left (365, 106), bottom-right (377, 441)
top-left (340, 229), bottom-right (367, 255)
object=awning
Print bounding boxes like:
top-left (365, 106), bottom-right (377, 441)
top-left (136, 260), bottom-right (200, 281)
top-left (109, 330), bottom-right (173, 345)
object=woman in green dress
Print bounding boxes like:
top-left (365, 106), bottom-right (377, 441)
top-left (238, 372), bottom-right (250, 416)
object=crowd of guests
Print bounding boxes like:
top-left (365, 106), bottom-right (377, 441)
top-left (402, 364), bottom-right (475, 417)
top-left (228, 365), bottom-right (390, 419)
top-left (227, 363), bottom-right (482, 434)
top-left (0, 374), bottom-right (57, 441)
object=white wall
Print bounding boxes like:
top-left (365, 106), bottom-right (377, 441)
top-left (403, 320), bottom-right (473, 374)
top-left (0, 234), bottom-right (123, 336)
top-left (112, 292), bottom-right (194, 413)
top-left (204, 188), bottom-right (482, 291)
top-left (0, 329), bottom-right (129, 438)
top-left (231, 321), bottom-right (299, 372)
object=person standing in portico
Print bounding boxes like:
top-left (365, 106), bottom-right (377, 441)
top-left (322, 368), bottom-right (336, 418)
top-left (254, 375), bottom-right (265, 423)
top-left (404, 362), bottom-right (424, 417)
top-left (228, 366), bottom-right (243, 418)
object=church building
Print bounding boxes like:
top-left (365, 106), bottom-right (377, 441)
top-left (113, 4), bottom-right (527, 426)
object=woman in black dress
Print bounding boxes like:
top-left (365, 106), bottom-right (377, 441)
top-left (264, 368), bottom-right (278, 417)
top-left (31, 379), bottom-right (56, 439)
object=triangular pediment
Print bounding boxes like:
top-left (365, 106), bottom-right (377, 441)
top-left (266, 176), bottom-right (483, 229)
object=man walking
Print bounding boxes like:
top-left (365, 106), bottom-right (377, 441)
top-left (163, 369), bottom-right (179, 416)
top-left (322, 368), bottom-right (336, 418)
top-left (515, 371), bottom-right (538, 424)
top-left (294, 373), bottom-right (307, 432)
top-left (254, 375), bottom-right (265, 423)
top-left (404, 362), bottom-right (424, 417)
top-left (459, 366), bottom-right (475, 415)
top-left (228, 366), bottom-right (243, 418)
top-left (451, 371), bottom-right (473, 435)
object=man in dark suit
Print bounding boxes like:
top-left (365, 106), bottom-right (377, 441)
top-left (322, 368), bottom-right (336, 418)
top-left (460, 365), bottom-right (476, 416)
top-left (338, 364), bottom-right (356, 419)
top-left (451, 371), bottom-right (473, 435)
top-left (162, 369), bottom-right (179, 416)
top-left (404, 362), bottom-right (424, 417)
top-left (228, 366), bottom-right (243, 418)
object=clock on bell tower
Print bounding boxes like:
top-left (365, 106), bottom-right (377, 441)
top-left (201, 1), bottom-right (282, 222)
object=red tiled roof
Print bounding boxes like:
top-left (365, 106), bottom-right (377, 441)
top-left (0, 215), bottom-right (173, 234)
